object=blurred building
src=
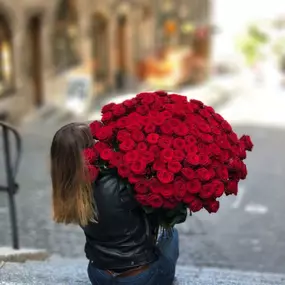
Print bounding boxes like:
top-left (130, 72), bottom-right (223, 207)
top-left (0, 0), bottom-right (211, 122)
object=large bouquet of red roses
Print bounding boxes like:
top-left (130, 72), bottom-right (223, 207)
top-left (83, 91), bottom-right (253, 227)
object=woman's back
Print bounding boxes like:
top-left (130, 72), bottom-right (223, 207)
top-left (83, 171), bottom-right (158, 271)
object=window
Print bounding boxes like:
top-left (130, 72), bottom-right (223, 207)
top-left (0, 15), bottom-right (13, 96)
top-left (53, 0), bottom-right (80, 72)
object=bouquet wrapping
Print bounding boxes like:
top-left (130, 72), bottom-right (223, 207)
top-left (83, 91), bottom-right (253, 227)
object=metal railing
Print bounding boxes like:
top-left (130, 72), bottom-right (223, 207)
top-left (0, 120), bottom-right (22, 249)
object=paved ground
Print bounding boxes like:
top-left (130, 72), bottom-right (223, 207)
top-left (1, 83), bottom-right (285, 276)
top-left (1, 258), bottom-right (285, 285)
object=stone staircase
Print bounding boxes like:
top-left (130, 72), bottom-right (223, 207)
top-left (1, 257), bottom-right (285, 285)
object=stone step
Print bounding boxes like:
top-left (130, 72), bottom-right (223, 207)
top-left (0, 257), bottom-right (284, 285)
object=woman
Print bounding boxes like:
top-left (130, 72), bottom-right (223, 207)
top-left (50, 122), bottom-right (179, 285)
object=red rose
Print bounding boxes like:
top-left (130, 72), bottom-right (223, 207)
top-left (147, 194), bottom-right (163, 208)
top-left (204, 200), bottom-right (220, 213)
top-left (199, 108), bottom-right (212, 119)
top-left (209, 143), bottom-right (221, 156)
top-left (228, 132), bottom-right (239, 145)
top-left (153, 159), bottom-right (166, 171)
top-left (144, 123), bottom-right (156, 134)
top-left (149, 145), bottom-right (160, 157)
top-left (196, 167), bottom-right (213, 182)
top-left (211, 126), bottom-right (221, 135)
top-left (173, 138), bottom-right (186, 150)
top-left (118, 165), bottom-right (131, 178)
top-left (135, 194), bottom-right (148, 206)
top-left (161, 110), bottom-right (172, 119)
top-left (204, 106), bottom-right (215, 114)
top-left (160, 148), bottom-right (174, 162)
top-left (155, 90), bottom-right (168, 96)
top-left (112, 104), bottom-right (126, 117)
top-left (116, 117), bottom-right (128, 128)
top-left (221, 120), bottom-right (232, 133)
top-left (123, 150), bottom-right (139, 163)
top-left (174, 123), bottom-right (189, 136)
top-left (190, 99), bottom-right (204, 107)
top-left (215, 166), bottom-right (229, 181)
top-left (100, 148), bottom-right (113, 161)
top-left (174, 179), bottom-right (187, 201)
top-left (110, 152), bottom-right (123, 166)
top-left (141, 93), bottom-right (155, 105)
top-left (240, 135), bottom-right (253, 151)
top-left (131, 160), bottom-right (147, 174)
top-left (185, 135), bottom-right (197, 146)
top-left (89, 120), bottom-right (103, 137)
top-left (86, 165), bottom-right (99, 182)
top-left (185, 144), bottom-right (198, 155)
top-left (94, 142), bottom-right (109, 153)
top-left (188, 198), bottom-right (203, 212)
top-left (149, 178), bottom-right (163, 194)
top-left (181, 167), bottom-right (196, 180)
top-left (200, 134), bottom-right (214, 143)
top-left (160, 184), bottom-right (173, 199)
top-left (186, 179), bottom-right (201, 194)
top-left (197, 122), bottom-right (212, 133)
top-left (147, 133), bottom-right (160, 144)
top-left (157, 170), bottom-right (174, 184)
top-left (102, 102), bottom-right (115, 113)
top-left (158, 136), bottom-right (173, 149)
top-left (167, 161), bottom-right (182, 173)
top-left (123, 99), bottom-right (137, 108)
top-left (134, 180), bottom-right (149, 194)
top-left (83, 148), bottom-right (97, 164)
top-left (119, 138), bottom-right (136, 151)
top-left (128, 174), bottom-right (142, 184)
top-left (152, 114), bottom-right (166, 126)
top-left (140, 150), bottom-right (155, 163)
top-left (137, 105), bottom-right (149, 115)
top-left (198, 151), bottom-right (211, 164)
top-left (126, 122), bottom-right (142, 132)
top-left (213, 113), bottom-right (224, 123)
top-left (137, 142), bottom-right (148, 151)
top-left (160, 121), bottom-right (173, 135)
top-left (183, 193), bottom-right (195, 204)
top-left (226, 180), bottom-right (238, 195)
top-left (131, 130), bottom-right (145, 142)
top-left (173, 150), bottom-right (185, 161)
top-left (211, 180), bottom-right (225, 198)
top-left (200, 183), bottom-right (215, 199)
top-left (96, 126), bottom-right (113, 140)
top-left (240, 162), bottom-right (247, 180)
top-left (186, 154), bottom-right (200, 165)
top-left (102, 111), bottom-right (113, 123)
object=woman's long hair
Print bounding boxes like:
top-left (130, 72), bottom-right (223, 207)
top-left (50, 122), bottom-right (96, 226)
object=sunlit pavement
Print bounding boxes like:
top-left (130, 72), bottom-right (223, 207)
top-left (1, 83), bottom-right (285, 277)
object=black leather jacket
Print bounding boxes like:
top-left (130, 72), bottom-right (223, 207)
top-left (82, 170), bottom-right (159, 271)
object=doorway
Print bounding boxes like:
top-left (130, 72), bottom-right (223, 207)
top-left (115, 15), bottom-right (127, 90)
top-left (92, 13), bottom-right (109, 94)
top-left (27, 16), bottom-right (43, 107)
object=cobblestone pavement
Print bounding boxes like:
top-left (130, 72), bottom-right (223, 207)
top-left (1, 258), bottom-right (285, 285)
top-left (1, 86), bottom-right (285, 275)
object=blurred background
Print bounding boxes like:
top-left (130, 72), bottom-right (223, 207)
top-left (1, 0), bottom-right (285, 278)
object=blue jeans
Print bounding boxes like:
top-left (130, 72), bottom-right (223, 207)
top-left (87, 228), bottom-right (179, 285)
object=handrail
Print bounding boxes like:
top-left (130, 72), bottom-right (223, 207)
top-left (0, 121), bottom-right (22, 249)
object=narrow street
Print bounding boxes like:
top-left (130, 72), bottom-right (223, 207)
top-left (1, 88), bottom-right (285, 274)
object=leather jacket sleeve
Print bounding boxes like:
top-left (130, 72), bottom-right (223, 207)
top-left (82, 170), bottom-right (159, 270)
